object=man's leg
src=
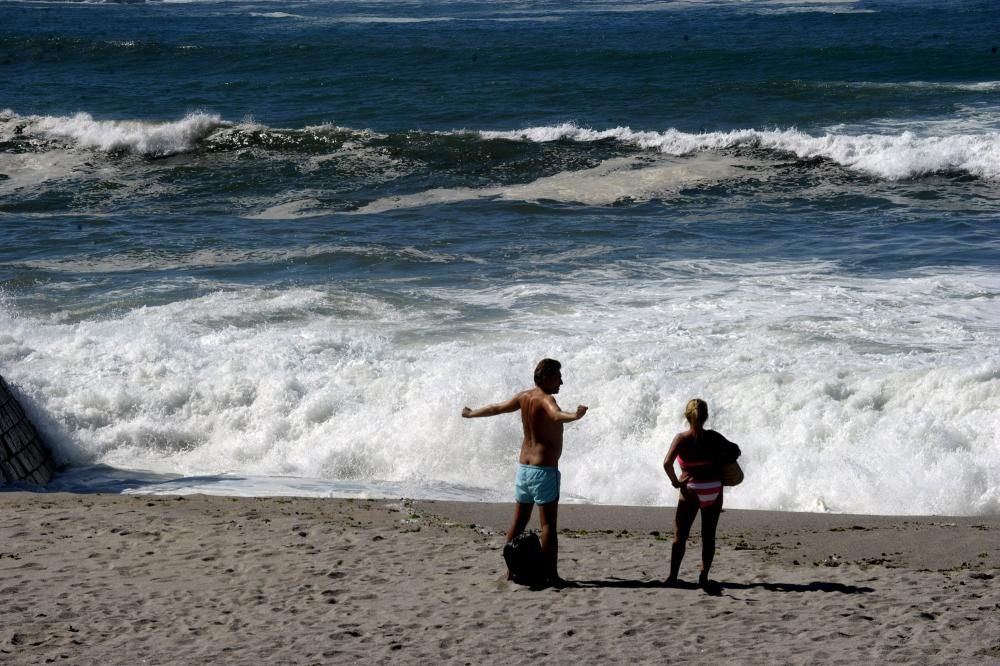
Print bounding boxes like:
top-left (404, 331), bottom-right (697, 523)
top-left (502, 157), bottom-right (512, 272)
top-left (505, 502), bottom-right (534, 580)
top-left (506, 502), bottom-right (533, 543)
top-left (538, 500), bottom-right (560, 582)
top-left (667, 496), bottom-right (699, 584)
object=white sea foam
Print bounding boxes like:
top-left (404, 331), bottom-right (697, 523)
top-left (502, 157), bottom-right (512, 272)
top-left (489, 0), bottom-right (866, 15)
top-left (830, 81), bottom-right (1000, 93)
top-left (247, 198), bottom-right (330, 220)
top-left (2, 262), bottom-right (998, 515)
top-left (6, 243), bottom-right (483, 274)
top-left (9, 106), bottom-right (1000, 182)
top-left (833, 104), bottom-right (1000, 138)
top-left (0, 148), bottom-right (94, 193)
top-left (0, 141), bottom-right (166, 200)
top-left (479, 123), bottom-right (1000, 180)
top-left (755, 0), bottom-right (869, 9)
top-left (336, 15), bottom-right (456, 24)
top-left (754, 5), bottom-right (875, 15)
top-left (353, 153), bottom-right (753, 213)
top-left (2, 110), bottom-right (226, 157)
top-left (242, 12), bottom-right (565, 25)
top-left (249, 12), bottom-right (304, 19)
top-left (298, 122), bottom-right (383, 138)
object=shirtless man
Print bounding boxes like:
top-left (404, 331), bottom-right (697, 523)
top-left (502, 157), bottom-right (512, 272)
top-left (461, 358), bottom-right (588, 585)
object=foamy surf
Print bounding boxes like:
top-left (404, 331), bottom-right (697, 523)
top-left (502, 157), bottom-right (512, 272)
top-left (3, 263), bottom-right (998, 515)
top-left (23, 111), bottom-right (225, 157)
top-left (478, 123), bottom-right (1000, 180)
top-left (6, 106), bottom-right (1000, 182)
top-left (6, 243), bottom-right (481, 274)
top-left (352, 153), bottom-right (752, 214)
top-left (0, 109), bottom-right (227, 157)
top-left (46, 465), bottom-right (516, 502)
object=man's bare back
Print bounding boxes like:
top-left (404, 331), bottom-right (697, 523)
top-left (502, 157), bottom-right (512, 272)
top-left (462, 371), bottom-right (587, 467)
top-left (516, 387), bottom-right (574, 466)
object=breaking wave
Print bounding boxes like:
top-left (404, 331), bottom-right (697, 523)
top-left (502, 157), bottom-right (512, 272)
top-left (478, 123), bottom-right (1000, 180)
top-left (5, 107), bottom-right (1000, 182)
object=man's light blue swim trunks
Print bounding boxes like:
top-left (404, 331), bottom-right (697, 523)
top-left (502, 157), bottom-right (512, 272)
top-left (514, 464), bottom-right (561, 505)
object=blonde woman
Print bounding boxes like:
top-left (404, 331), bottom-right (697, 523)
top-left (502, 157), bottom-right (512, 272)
top-left (663, 398), bottom-right (739, 591)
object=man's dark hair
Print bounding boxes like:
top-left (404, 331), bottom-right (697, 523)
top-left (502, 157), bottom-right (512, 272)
top-left (534, 358), bottom-right (561, 387)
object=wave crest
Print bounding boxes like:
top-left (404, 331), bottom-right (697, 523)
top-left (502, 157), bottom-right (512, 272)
top-left (1, 110), bottom-right (226, 157)
top-left (479, 123), bottom-right (1000, 180)
top-left (5, 108), bottom-right (1000, 181)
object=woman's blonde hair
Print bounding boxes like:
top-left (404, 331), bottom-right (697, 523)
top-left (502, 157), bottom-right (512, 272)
top-left (684, 398), bottom-right (708, 428)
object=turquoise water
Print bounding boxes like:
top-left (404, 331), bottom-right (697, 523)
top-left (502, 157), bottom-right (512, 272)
top-left (1, 0), bottom-right (998, 514)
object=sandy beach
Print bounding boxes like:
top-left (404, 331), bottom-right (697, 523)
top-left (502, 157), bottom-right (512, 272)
top-left (1, 492), bottom-right (998, 665)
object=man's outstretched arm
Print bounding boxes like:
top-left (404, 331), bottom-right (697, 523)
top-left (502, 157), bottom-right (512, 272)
top-left (541, 395), bottom-right (588, 423)
top-left (462, 394), bottom-right (522, 418)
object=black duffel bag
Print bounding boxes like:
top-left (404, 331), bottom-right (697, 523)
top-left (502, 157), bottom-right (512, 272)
top-left (503, 532), bottom-right (545, 585)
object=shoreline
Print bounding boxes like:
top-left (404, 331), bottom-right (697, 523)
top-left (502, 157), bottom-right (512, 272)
top-left (2, 492), bottom-right (999, 664)
top-left (416, 500), bottom-right (1000, 572)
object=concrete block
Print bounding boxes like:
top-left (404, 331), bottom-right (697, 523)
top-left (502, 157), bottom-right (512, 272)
top-left (0, 373), bottom-right (57, 486)
top-left (0, 460), bottom-right (16, 484)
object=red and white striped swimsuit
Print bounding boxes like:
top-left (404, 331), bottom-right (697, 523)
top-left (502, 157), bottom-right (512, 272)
top-left (677, 456), bottom-right (722, 508)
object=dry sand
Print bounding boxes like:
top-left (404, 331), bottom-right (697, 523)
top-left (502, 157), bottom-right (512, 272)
top-left (1, 492), bottom-right (998, 664)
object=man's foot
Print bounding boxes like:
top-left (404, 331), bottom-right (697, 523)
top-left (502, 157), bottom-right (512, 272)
top-left (546, 575), bottom-right (575, 589)
top-left (664, 576), bottom-right (682, 587)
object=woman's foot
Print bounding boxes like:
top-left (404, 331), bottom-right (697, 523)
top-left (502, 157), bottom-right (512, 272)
top-left (698, 572), bottom-right (722, 595)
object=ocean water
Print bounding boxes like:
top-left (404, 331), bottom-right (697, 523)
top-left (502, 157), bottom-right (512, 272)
top-left (2, 0), bottom-right (999, 515)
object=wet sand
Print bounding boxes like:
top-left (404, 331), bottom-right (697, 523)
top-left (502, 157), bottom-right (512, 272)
top-left (1, 492), bottom-right (998, 664)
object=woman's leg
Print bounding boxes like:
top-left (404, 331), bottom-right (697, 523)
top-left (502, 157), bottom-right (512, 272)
top-left (699, 493), bottom-right (723, 584)
top-left (668, 494), bottom-right (699, 583)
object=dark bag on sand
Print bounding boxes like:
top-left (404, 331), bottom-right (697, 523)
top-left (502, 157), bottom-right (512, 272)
top-left (503, 532), bottom-right (544, 585)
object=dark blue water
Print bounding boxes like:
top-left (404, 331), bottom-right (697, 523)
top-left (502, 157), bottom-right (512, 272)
top-left (5, 0), bottom-right (999, 128)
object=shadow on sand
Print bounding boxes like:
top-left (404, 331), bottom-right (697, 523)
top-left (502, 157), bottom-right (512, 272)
top-left (565, 578), bottom-right (874, 596)
top-left (721, 581), bottom-right (875, 594)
